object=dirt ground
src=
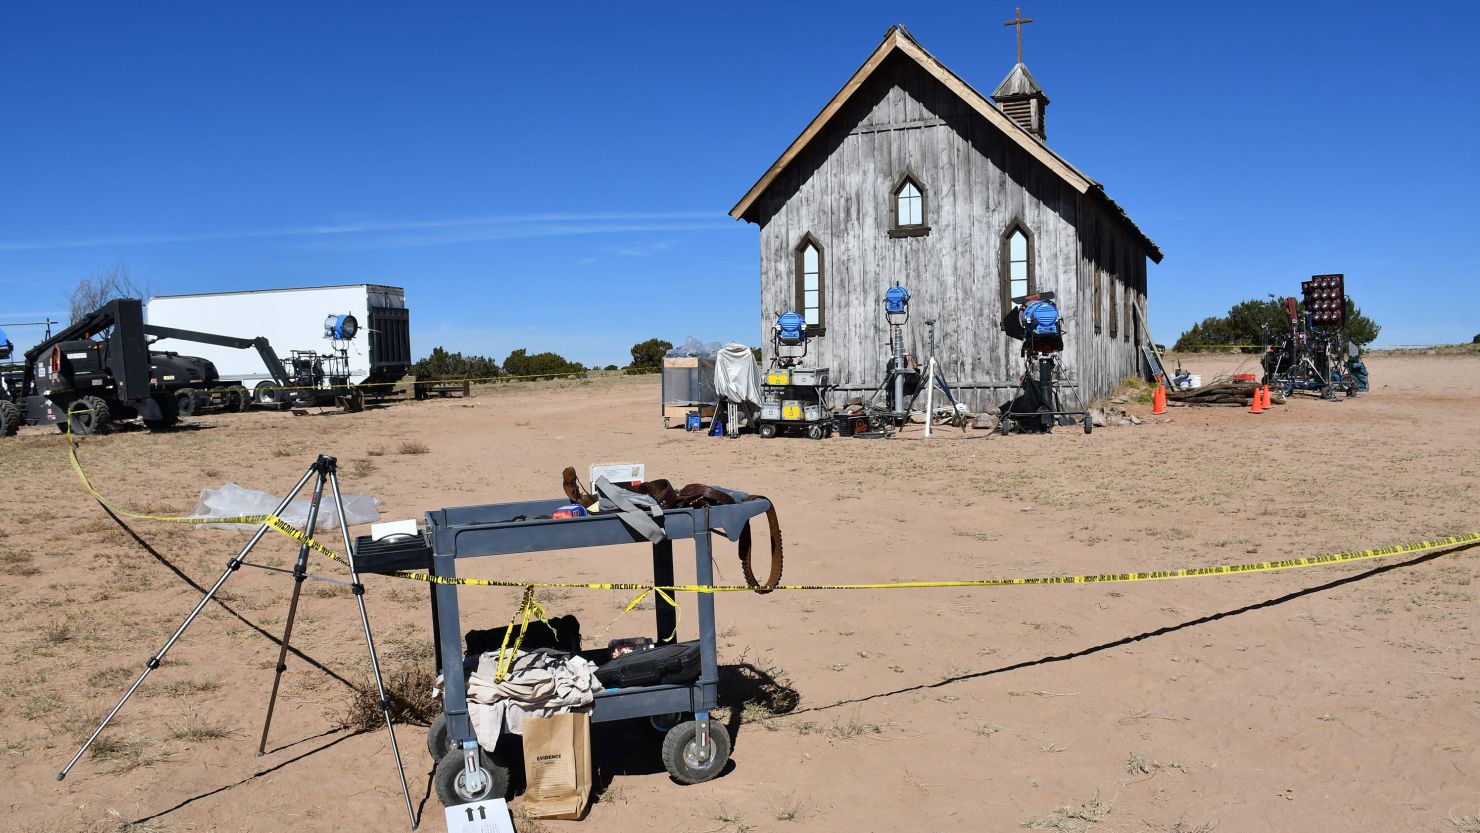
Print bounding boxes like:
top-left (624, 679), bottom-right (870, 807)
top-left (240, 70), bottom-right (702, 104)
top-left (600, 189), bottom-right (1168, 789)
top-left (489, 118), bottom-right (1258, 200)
top-left (2, 353), bottom-right (1478, 833)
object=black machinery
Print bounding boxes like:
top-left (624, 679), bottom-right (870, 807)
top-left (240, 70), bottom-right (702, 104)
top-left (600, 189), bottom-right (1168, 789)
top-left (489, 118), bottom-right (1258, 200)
top-left (1261, 274), bottom-right (1362, 400)
top-left (13, 298), bottom-right (295, 435)
top-left (756, 310), bottom-right (833, 439)
top-left (998, 292), bottom-right (1092, 434)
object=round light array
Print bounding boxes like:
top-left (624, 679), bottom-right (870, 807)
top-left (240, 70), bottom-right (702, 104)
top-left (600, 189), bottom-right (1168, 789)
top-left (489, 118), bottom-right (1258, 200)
top-left (1302, 275), bottom-right (1345, 326)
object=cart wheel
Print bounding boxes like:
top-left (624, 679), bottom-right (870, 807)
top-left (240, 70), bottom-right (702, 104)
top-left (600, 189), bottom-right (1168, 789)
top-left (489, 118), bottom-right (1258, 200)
top-left (1321, 385), bottom-right (1337, 401)
top-left (649, 712), bottom-right (687, 733)
top-left (426, 713), bottom-right (453, 760)
top-left (806, 424), bottom-right (823, 440)
top-left (661, 720), bottom-right (731, 785)
top-left (434, 747), bottom-right (509, 807)
top-left (663, 417), bottom-right (671, 429)
top-left (1083, 415), bottom-right (1093, 435)
top-left (757, 423), bottom-right (777, 439)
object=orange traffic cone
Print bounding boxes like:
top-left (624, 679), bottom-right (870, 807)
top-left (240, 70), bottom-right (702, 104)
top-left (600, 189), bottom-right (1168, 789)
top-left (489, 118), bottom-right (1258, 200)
top-left (1152, 384), bottom-right (1166, 415)
top-left (1249, 385), bottom-right (1263, 414)
top-left (1262, 384), bottom-right (1273, 410)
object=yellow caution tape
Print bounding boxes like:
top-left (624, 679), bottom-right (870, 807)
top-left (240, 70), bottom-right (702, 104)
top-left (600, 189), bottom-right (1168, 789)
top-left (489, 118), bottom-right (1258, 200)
top-left (63, 430), bottom-right (1480, 599)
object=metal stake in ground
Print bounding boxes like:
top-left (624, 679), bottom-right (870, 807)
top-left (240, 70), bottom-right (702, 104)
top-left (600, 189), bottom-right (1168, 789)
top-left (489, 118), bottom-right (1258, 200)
top-left (56, 463), bottom-right (320, 781)
top-left (328, 465), bottom-right (417, 829)
top-left (257, 455), bottom-right (332, 755)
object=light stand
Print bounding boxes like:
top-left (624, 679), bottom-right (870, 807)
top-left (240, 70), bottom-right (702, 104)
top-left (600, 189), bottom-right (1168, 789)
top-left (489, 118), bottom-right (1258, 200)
top-left (904, 319), bottom-right (967, 436)
top-left (57, 455), bottom-right (417, 829)
top-left (865, 283), bottom-right (919, 429)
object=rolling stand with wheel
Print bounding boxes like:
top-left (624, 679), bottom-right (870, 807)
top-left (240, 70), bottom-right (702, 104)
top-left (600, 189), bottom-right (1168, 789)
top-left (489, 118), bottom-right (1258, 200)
top-left (755, 311), bottom-right (833, 439)
top-left (997, 292), bottom-right (1092, 435)
top-left (353, 490), bottom-right (775, 805)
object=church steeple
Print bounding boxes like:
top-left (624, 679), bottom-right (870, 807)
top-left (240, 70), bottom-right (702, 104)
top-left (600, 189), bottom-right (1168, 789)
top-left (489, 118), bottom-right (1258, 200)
top-left (992, 7), bottom-right (1049, 141)
top-left (992, 62), bottom-right (1048, 141)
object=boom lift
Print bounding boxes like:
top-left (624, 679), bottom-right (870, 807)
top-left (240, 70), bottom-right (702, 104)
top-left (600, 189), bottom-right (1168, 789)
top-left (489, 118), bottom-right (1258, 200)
top-left (17, 298), bottom-right (293, 435)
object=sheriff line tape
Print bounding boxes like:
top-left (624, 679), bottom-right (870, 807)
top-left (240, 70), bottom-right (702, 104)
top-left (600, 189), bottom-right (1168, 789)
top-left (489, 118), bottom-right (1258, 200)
top-left (63, 430), bottom-right (1480, 596)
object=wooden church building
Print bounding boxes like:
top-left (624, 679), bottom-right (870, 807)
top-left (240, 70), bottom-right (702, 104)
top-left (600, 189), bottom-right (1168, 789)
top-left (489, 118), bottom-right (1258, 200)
top-left (730, 24), bottom-right (1162, 410)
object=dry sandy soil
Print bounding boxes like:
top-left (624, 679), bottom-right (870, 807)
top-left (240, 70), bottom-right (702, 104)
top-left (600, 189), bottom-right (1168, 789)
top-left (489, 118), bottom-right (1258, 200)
top-left (2, 353), bottom-right (1478, 833)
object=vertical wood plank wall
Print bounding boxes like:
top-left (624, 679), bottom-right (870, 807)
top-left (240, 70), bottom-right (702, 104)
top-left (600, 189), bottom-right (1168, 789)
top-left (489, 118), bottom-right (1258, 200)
top-left (752, 53), bottom-right (1150, 411)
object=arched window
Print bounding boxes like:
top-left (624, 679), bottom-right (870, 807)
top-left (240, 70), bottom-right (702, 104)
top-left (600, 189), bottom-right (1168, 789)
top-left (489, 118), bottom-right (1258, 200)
top-left (795, 235), bottom-right (824, 331)
top-left (888, 173), bottom-right (929, 238)
top-left (897, 180), bottom-right (923, 226)
top-left (1001, 223), bottom-right (1033, 312)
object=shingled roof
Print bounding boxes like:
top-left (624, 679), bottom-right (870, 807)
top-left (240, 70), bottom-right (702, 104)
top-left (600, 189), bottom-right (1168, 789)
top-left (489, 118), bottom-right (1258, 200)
top-left (730, 25), bottom-right (1161, 263)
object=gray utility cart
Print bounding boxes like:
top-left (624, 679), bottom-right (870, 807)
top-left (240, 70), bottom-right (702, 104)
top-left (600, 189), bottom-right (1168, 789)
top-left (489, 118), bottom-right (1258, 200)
top-left (354, 489), bottom-right (772, 807)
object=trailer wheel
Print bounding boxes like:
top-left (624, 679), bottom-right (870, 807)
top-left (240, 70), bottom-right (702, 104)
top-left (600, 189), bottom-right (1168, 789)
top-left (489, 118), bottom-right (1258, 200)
top-left (68, 395), bottom-right (111, 436)
top-left (757, 423), bottom-right (777, 439)
top-left (433, 747), bottom-right (509, 807)
top-left (661, 720), bottom-right (731, 785)
top-left (1083, 415), bottom-right (1093, 435)
top-left (341, 388), bottom-right (365, 413)
top-left (806, 424), bottom-right (823, 440)
top-left (254, 381), bottom-right (287, 410)
top-left (0, 401), bottom-right (20, 436)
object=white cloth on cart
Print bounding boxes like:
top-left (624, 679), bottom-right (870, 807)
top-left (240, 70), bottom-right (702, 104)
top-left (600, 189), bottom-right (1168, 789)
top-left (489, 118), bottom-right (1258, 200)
top-left (714, 342), bottom-right (763, 408)
top-left (462, 649), bottom-right (598, 751)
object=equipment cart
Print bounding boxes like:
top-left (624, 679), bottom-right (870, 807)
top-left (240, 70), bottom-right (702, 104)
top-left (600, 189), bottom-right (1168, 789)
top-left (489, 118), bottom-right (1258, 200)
top-left (756, 367), bottom-right (833, 439)
top-left (354, 489), bottom-right (772, 806)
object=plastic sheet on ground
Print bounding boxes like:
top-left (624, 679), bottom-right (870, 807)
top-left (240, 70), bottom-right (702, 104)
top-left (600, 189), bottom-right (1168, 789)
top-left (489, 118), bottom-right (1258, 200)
top-left (189, 482), bottom-right (382, 531)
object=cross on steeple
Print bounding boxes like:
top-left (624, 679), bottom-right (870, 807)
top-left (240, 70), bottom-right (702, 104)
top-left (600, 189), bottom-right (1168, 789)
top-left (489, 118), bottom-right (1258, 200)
top-left (1004, 6), bottom-right (1034, 64)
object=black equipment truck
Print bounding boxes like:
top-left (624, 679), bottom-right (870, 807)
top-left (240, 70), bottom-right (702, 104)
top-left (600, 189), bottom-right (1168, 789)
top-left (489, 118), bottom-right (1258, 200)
top-left (8, 298), bottom-right (294, 435)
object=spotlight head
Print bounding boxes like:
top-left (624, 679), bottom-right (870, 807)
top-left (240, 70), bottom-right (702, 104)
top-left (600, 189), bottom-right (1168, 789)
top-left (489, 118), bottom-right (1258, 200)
top-left (884, 284), bottom-right (911, 316)
top-left (775, 310), bottom-right (806, 345)
top-left (324, 313), bottom-right (359, 340)
top-left (1022, 299), bottom-right (1060, 336)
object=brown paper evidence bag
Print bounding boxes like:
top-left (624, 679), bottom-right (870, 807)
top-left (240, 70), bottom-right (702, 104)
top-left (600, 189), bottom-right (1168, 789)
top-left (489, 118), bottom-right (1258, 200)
top-left (521, 713), bottom-right (592, 820)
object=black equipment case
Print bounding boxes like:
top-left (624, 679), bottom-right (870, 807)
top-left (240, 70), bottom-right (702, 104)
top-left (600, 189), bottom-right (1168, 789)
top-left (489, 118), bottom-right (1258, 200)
top-left (595, 641), bottom-right (701, 688)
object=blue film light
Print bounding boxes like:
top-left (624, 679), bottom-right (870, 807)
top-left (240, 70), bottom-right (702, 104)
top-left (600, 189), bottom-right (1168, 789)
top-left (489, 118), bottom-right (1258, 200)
top-left (776, 310), bottom-right (806, 344)
top-left (324, 314), bottom-right (359, 340)
top-left (884, 284), bottom-right (911, 315)
top-left (1023, 300), bottom-right (1060, 336)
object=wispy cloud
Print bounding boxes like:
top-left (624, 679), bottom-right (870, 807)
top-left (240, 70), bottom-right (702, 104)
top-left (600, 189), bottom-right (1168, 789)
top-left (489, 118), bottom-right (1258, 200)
top-left (0, 212), bottom-right (729, 252)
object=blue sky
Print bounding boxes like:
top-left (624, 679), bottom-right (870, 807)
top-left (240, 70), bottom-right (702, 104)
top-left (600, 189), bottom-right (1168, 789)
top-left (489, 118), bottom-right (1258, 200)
top-left (2, 1), bottom-right (1477, 363)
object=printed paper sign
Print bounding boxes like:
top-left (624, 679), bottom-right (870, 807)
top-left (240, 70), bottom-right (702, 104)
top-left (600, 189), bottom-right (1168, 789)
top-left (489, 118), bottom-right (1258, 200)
top-left (443, 798), bottom-right (515, 833)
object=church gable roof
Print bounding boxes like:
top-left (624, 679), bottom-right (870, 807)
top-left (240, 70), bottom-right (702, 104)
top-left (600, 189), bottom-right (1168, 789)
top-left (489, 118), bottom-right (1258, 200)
top-left (730, 25), bottom-right (1161, 263)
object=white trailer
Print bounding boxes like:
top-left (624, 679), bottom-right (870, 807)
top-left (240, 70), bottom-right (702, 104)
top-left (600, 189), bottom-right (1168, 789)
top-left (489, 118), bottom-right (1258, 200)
top-left (147, 285), bottom-right (412, 399)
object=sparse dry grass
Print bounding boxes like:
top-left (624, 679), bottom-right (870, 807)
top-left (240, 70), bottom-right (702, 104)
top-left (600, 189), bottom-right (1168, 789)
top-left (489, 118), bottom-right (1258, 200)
top-left (341, 655), bottom-right (439, 731)
top-left (169, 715), bottom-right (232, 743)
top-left (397, 440), bottom-right (429, 455)
top-left (1024, 791), bottom-right (1112, 831)
top-left (89, 734), bottom-right (167, 772)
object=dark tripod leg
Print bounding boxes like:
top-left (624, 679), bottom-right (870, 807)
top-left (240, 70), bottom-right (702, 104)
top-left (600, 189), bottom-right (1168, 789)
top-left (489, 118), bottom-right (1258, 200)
top-left (327, 466), bottom-right (417, 829)
top-left (257, 456), bottom-right (331, 755)
top-left (1039, 357), bottom-right (1055, 432)
top-left (57, 463), bottom-right (320, 782)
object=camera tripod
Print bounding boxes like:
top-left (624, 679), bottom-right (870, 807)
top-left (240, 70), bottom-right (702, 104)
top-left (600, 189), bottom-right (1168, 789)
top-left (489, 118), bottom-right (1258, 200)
top-left (56, 455), bottom-right (417, 829)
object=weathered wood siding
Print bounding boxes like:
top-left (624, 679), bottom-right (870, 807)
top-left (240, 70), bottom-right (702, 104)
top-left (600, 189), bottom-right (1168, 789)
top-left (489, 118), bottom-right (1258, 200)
top-left (752, 53), bottom-right (1149, 409)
